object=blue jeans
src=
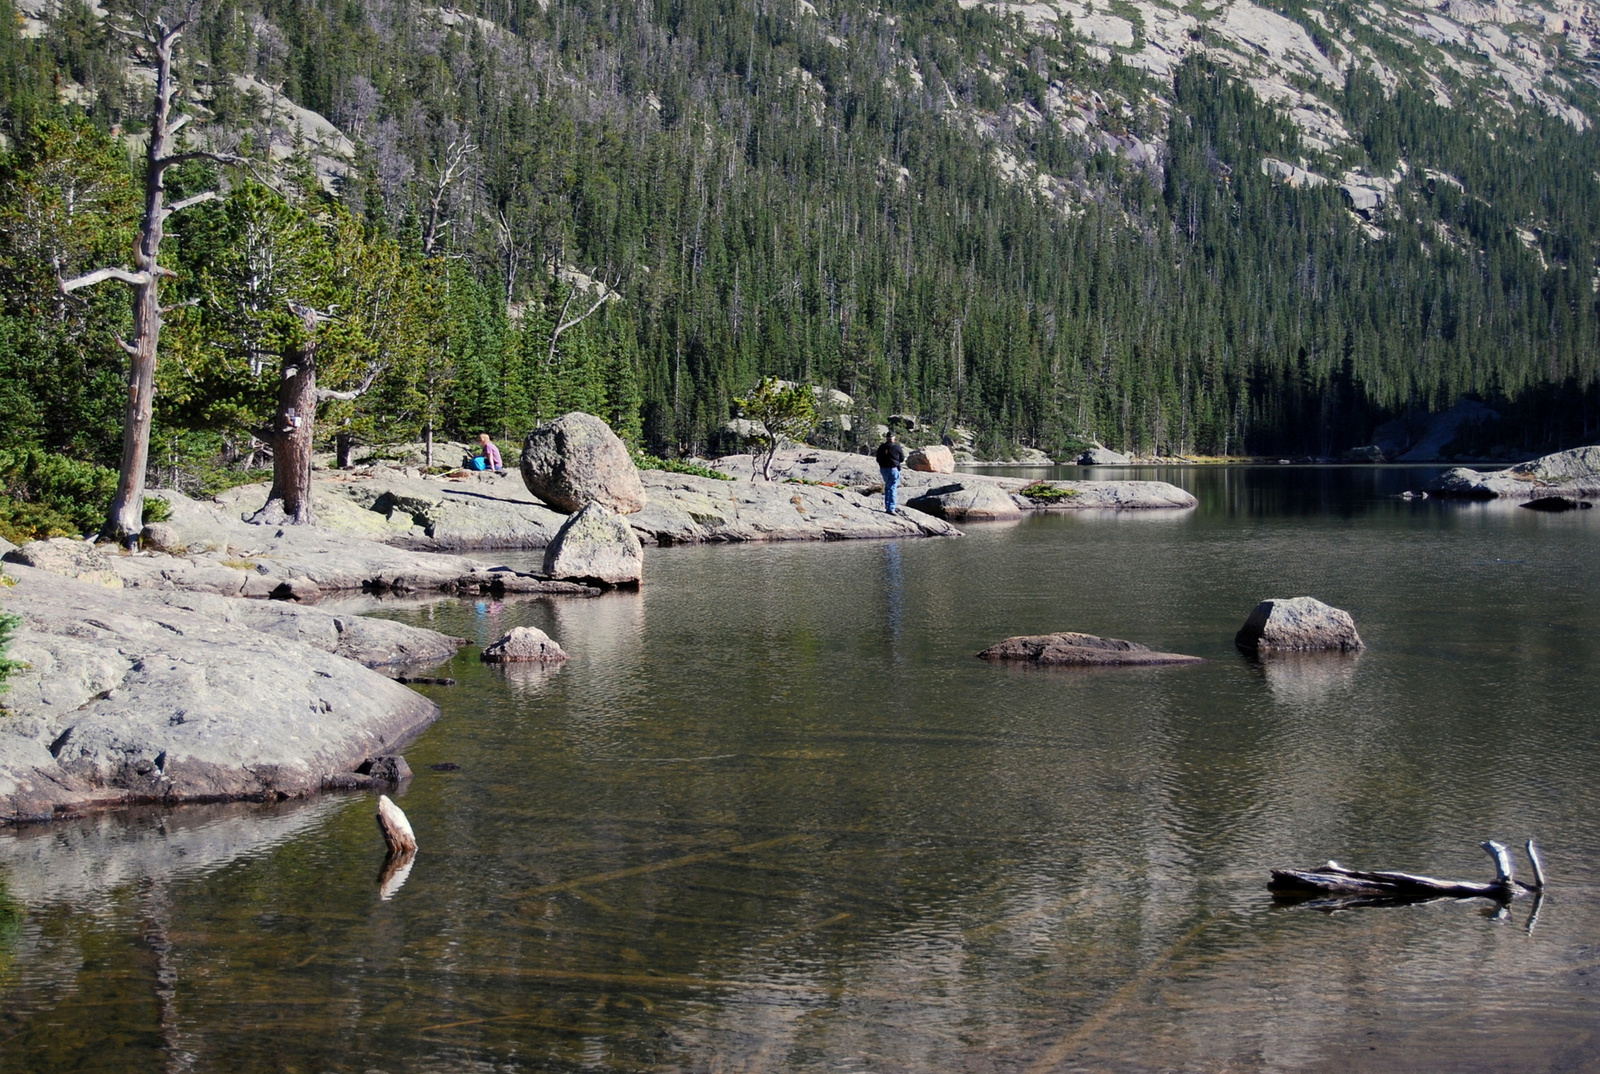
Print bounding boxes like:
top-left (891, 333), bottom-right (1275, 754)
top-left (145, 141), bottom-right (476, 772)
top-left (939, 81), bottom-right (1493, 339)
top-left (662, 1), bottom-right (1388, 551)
top-left (881, 466), bottom-right (900, 512)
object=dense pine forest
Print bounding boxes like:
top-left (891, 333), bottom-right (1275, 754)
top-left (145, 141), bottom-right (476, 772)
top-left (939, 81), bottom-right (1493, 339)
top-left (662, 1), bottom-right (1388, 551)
top-left (3, 0), bottom-right (1600, 533)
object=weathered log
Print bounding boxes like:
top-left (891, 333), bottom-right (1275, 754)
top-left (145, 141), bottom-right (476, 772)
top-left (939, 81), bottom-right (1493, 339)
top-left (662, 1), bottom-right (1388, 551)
top-left (1269, 840), bottom-right (1544, 902)
top-left (1526, 839), bottom-right (1547, 890)
top-left (376, 794), bottom-right (417, 856)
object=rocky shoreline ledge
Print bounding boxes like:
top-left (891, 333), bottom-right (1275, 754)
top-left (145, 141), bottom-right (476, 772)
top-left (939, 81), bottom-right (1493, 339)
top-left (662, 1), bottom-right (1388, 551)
top-left (0, 436), bottom-right (1197, 825)
top-left (0, 564), bottom-right (459, 822)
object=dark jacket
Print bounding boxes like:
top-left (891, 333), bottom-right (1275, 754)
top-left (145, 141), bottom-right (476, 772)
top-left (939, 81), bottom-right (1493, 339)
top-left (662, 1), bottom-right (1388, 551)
top-left (875, 440), bottom-right (906, 469)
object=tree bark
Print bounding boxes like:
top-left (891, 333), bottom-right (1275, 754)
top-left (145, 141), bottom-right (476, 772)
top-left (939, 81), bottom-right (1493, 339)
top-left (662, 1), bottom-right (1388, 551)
top-left (248, 305), bottom-right (321, 525)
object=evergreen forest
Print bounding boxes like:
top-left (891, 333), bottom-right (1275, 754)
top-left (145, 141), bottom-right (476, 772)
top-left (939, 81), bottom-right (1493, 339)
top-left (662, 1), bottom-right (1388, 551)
top-left (3, 0), bottom-right (1600, 533)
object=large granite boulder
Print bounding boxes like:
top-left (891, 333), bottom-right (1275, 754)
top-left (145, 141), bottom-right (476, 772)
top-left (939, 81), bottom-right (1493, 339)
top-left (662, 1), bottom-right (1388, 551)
top-left (520, 412), bottom-right (646, 514)
top-left (1235, 597), bottom-right (1364, 653)
top-left (906, 481), bottom-right (1023, 521)
top-left (978, 632), bottom-right (1204, 667)
top-left (543, 502), bottom-right (644, 586)
top-left (481, 626), bottom-right (569, 663)
top-left (906, 445), bottom-right (956, 473)
top-left (1078, 446), bottom-right (1131, 465)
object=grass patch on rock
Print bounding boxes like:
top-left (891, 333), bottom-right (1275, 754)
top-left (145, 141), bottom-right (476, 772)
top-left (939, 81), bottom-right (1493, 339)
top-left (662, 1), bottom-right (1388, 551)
top-left (1018, 481), bottom-right (1078, 503)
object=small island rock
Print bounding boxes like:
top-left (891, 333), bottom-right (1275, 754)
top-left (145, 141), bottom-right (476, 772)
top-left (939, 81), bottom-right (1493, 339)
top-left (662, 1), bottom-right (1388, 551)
top-left (978, 632), bottom-right (1204, 667)
top-left (520, 412), bottom-right (646, 515)
top-left (1235, 596), bottom-right (1364, 653)
top-left (542, 502), bottom-right (644, 586)
top-left (906, 445), bottom-right (956, 474)
top-left (481, 626), bottom-right (569, 664)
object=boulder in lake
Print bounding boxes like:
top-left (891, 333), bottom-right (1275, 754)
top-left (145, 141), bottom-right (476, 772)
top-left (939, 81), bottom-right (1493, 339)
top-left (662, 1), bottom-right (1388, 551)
top-left (906, 481), bottom-right (1023, 521)
top-left (520, 412), bottom-right (646, 515)
top-left (1427, 445), bottom-right (1600, 499)
top-left (542, 502), bottom-right (643, 586)
top-left (1077, 446), bottom-right (1130, 465)
top-left (1235, 596), bottom-right (1364, 653)
top-left (481, 626), bottom-right (569, 663)
top-left (978, 632), bottom-right (1204, 667)
top-left (1521, 496), bottom-right (1593, 511)
top-left (906, 445), bottom-right (956, 473)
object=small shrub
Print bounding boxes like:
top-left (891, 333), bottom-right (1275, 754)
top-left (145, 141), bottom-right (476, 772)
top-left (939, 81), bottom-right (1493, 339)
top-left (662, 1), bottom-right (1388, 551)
top-left (1019, 481), bottom-right (1078, 502)
top-left (633, 452), bottom-right (733, 480)
top-left (0, 610), bottom-right (26, 694)
top-left (0, 448), bottom-right (119, 542)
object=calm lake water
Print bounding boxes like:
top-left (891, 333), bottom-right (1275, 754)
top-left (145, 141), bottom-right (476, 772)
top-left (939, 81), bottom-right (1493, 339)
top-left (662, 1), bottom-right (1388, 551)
top-left (2, 465), bottom-right (1598, 1073)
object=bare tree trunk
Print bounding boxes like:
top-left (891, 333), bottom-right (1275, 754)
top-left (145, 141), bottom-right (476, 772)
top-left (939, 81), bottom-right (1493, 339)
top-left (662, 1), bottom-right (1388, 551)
top-left (58, 5), bottom-right (237, 547)
top-left (249, 306), bottom-right (320, 525)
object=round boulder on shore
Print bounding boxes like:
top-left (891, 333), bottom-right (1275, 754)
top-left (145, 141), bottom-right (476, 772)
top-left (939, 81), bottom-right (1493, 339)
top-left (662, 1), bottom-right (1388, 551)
top-left (1078, 446), bottom-right (1131, 465)
top-left (1234, 597), bottom-right (1364, 653)
top-left (978, 631), bottom-right (1204, 667)
top-left (481, 626), bottom-right (568, 664)
top-left (520, 411), bottom-right (646, 515)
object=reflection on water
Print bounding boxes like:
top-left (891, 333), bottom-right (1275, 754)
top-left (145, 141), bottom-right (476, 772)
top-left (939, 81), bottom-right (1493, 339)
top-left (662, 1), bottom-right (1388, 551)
top-left (1, 466), bottom-right (1598, 1072)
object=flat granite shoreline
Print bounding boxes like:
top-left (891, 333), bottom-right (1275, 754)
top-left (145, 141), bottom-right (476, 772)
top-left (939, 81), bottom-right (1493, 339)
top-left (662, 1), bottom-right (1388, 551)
top-left (0, 448), bottom-right (1199, 825)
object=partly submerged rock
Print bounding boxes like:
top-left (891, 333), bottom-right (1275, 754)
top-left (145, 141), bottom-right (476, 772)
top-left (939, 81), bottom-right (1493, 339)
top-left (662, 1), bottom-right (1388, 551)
top-left (906, 444), bottom-right (956, 473)
top-left (542, 502), bottom-right (644, 586)
top-left (1520, 496), bottom-right (1593, 512)
top-left (1235, 596), bottom-right (1364, 653)
top-left (481, 626), bottom-right (569, 663)
top-left (520, 411), bottom-right (646, 515)
top-left (1078, 446), bottom-right (1131, 465)
top-left (907, 481), bottom-right (1024, 521)
top-left (977, 632), bottom-right (1204, 667)
top-left (1426, 445), bottom-right (1600, 499)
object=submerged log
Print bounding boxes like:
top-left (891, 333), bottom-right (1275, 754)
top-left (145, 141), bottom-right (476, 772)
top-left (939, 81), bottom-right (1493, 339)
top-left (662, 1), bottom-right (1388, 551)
top-left (1269, 840), bottom-right (1544, 902)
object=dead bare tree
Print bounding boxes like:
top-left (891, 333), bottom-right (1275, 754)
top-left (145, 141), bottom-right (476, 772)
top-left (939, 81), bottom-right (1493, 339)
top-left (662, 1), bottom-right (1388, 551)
top-left (421, 140), bottom-right (477, 257)
top-left (247, 301), bottom-right (383, 525)
top-left (547, 268), bottom-right (619, 365)
top-left (59, 3), bottom-right (242, 547)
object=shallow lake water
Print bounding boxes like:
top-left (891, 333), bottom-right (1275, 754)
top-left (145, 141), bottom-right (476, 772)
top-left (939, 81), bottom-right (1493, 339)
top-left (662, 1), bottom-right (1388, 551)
top-left (2, 465), bottom-right (1598, 1072)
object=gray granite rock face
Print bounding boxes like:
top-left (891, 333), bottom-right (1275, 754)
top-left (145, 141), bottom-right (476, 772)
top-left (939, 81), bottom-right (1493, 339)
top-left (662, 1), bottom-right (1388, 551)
top-left (1234, 596), bottom-right (1364, 653)
top-left (521, 412), bottom-right (647, 515)
top-left (1078, 447), bottom-right (1131, 465)
top-left (543, 502), bottom-right (644, 586)
top-left (907, 481), bottom-right (1024, 521)
top-left (481, 626), bottom-right (568, 663)
top-left (1425, 445), bottom-right (1600, 499)
top-left (0, 566), bottom-right (443, 823)
top-left (977, 632), bottom-right (1204, 666)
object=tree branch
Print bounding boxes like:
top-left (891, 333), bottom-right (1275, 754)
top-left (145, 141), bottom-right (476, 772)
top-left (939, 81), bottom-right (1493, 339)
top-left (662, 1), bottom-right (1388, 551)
top-left (156, 149), bottom-right (249, 170)
top-left (166, 190), bottom-right (220, 213)
top-left (61, 266), bottom-right (152, 292)
top-left (314, 363), bottom-right (385, 402)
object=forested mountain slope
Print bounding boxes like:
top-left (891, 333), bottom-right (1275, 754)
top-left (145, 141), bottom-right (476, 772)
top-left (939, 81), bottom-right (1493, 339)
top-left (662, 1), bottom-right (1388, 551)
top-left (3, 0), bottom-right (1599, 477)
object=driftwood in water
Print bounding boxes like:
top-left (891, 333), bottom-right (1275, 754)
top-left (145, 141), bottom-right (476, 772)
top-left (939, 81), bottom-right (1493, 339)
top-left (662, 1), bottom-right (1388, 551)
top-left (376, 794), bottom-right (417, 856)
top-left (1270, 839), bottom-right (1544, 902)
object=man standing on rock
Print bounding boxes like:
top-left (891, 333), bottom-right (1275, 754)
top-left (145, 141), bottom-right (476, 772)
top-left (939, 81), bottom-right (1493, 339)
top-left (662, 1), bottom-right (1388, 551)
top-left (876, 430), bottom-right (907, 512)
